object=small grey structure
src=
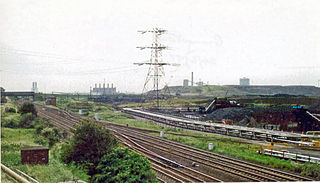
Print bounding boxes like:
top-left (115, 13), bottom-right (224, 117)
top-left (183, 79), bottom-right (189, 87)
top-left (240, 77), bottom-right (250, 86)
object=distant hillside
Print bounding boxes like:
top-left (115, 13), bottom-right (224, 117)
top-left (162, 85), bottom-right (320, 97)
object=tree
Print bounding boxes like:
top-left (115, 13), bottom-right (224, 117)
top-left (92, 147), bottom-right (157, 183)
top-left (60, 119), bottom-right (118, 176)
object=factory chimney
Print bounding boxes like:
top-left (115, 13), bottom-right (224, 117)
top-left (107, 83), bottom-right (109, 88)
top-left (103, 83), bottom-right (105, 88)
top-left (111, 83), bottom-right (113, 88)
top-left (99, 83), bottom-right (101, 88)
top-left (95, 83), bottom-right (97, 88)
top-left (191, 72), bottom-right (194, 86)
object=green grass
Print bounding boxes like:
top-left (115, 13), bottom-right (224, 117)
top-left (1, 127), bottom-right (89, 183)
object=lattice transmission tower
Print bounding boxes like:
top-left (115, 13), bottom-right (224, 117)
top-left (134, 28), bottom-right (178, 108)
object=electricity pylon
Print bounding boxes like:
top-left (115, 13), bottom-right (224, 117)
top-left (135, 28), bottom-right (179, 108)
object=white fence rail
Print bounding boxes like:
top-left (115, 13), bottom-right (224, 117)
top-left (263, 149), bottom-right (320, 164)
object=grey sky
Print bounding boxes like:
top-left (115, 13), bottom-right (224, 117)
top-left (1, 0), bottom-right (320, 93)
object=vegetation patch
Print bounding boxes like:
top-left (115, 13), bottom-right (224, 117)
top-left (1, 102), bottom-right (88, 183)
top-left (1, 127), bottom-right (89, 183)
top-left (60, 119), bottom-right (157, 182)
top-left (93, 147), bottom-right (156, 183)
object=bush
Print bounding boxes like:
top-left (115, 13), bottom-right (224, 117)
top-left (92, 147), bottom-right (157, 183)
top-left (19, 113), bottom-right (36, 128)
top-left (1, 97), bottom-right (7, 103)
top-left (34, 126), bottom-right (62, 147)
top-left (3, 118), bottom-right (20, 128)
top-left (6, 107), bottom-right (16, 113)
top-left (300, 163), bottom-right (320, 180)
top-left (19, 102), bottom-right (37, 116)
top-left (60, 119), bottom-right (118, 176)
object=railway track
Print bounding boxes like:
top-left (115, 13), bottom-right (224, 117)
top-left (35, 104), bottom-right (220, 182)
top-left (109, 125), bottom-right (312, 182)
top-left (34, 104), bottom-right (313, 182)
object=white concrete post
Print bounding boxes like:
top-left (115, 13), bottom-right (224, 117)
top-left (208, 143), bottom-right (214, 150)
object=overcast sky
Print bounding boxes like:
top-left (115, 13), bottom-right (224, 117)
top-left (1, 0), bottom-right (320, 93)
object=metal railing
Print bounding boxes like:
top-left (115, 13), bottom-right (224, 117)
top-left (262, 149), bottom-right (320, 164)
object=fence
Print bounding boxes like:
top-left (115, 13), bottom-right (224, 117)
top-left (263, 149), bottom-right (320, 164)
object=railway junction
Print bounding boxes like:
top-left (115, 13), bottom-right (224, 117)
top-left (33, 103), bottom-right (315, 182)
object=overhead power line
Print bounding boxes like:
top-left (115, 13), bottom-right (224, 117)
top-left (0, 47), bottom-right (111, 64)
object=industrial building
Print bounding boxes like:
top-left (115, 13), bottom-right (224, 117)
top-left (90, 83), bottom-right (116, 95)
top-left (183, 79), bottom-right (189, 86)
top-left (240, 77), bottom-right (250, 86)
top-left (31, 82), bottom-right (38, 93)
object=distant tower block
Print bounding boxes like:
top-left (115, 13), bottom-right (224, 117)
top-left (183, 79), bottom-right (189, 86)
top-left (240, 77), bottom-right (250, 86)
top-left (31, 82), bottom-right (38, 93)
top-left (191, 72), bottom-right (194, 86)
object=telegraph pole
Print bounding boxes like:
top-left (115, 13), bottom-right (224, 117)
top-left (135, 28), bottom-right (178, 108)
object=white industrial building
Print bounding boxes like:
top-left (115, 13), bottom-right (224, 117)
top-left (90, 83), bottom-right (116, 95)
top-left (31, 82), bottom-right (38, 93)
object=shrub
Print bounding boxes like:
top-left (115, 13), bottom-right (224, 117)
top-left (19, 113), bottom-right (36, 128)
top-left (37, 127), bottom-right (62, 147)
top-left (3, 118), bottom-right (20, 128)
top-left (19, 102), bottom-right (37, 116)
top-left (92, 147), bottom-right (157, 183)
top-left (60, 119), bottom-right (118, 176)
top-left (6, 107), bottom-right (16, 113)
top-left (300, 163), bottom-right (320, 180)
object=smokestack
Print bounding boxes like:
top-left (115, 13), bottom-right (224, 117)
top-left (191, 72), bottom-right (194, 86)
top-left (103, 83), bottom-right (105, 88)
top-left (111, 83), bottom-right (113, 88)
top-left (95, 83), bottom-right (97, 88)
top-left (107, 83), bottom-right (109, 88)
top-left (99, 83), bottom-right (101, 88)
